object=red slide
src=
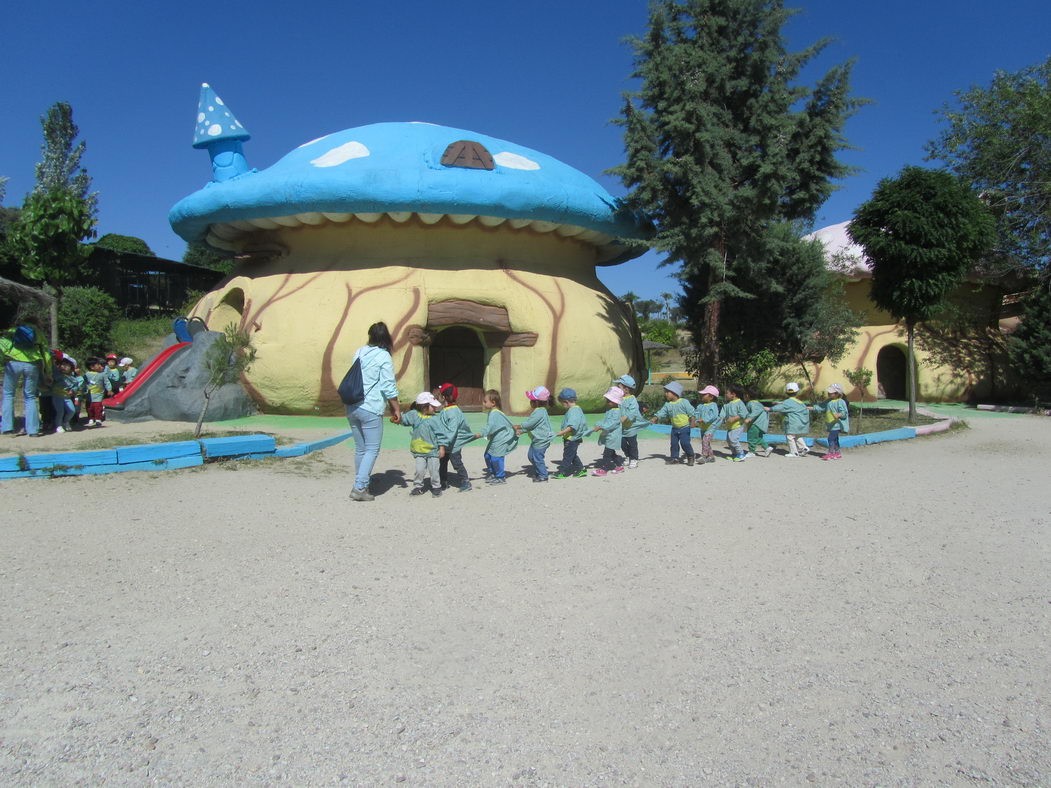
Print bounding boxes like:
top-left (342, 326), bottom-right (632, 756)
top-left (102, 342), bottom-right (191, 409)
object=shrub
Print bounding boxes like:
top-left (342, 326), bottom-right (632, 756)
top-left (57, 286), bottom-right (119, 360)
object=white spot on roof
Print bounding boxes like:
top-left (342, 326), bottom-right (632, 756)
top-left (310, 141), bottom-right (370, 167)
top-left (208, 106), bottom-right (214, 112)
top-left (216, 96), bottom-right (224, 105)
top-left (207, 124), bottom-right (223, 137)
top-left (297, 134), bottom-right (330, 148)
top-left (229, 125), bottom-right (237, 130)
top-left (494, 151), bottom-right (540, 171)
top-left (197, 112), bottom-right (205, 122)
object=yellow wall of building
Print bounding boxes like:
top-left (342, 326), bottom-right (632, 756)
top-left (190, 218), bottom-right (639, 414)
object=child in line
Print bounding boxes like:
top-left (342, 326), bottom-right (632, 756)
top-left (650, 381), bottom-right (696, 465)
top-left (719, 384), bottom-right (749, 461)
top-left (104, 353), bottom-right (123, 394)
top-left (696, 385), bottom-right (720, 464)
top-left (478, 389), bottom-right (518, 485)
top-left (742, 387), bottom-right (772, 457)
top-left (814, 383), bottom-right (850, 460)
top-left (119, 357), bottom-right (138, 386)
top-left (400, 392), bottom-right (444, 497)
top-left (553, 388), bottom-right (588, 479)
top-left (434, 383), bottom-right (476, 492)
top-left (615, 374), bottom-right (649, 469)
top-left (588, 387), bottom-right (625, 476)
top-left (51, 357), bottom-right (79, 433)
top-left (768, 382), bottom-right (810, 457)
top-left (516, 386), bottom-right (554, 482)
top-left (83, 358), bottom-right (112, 427)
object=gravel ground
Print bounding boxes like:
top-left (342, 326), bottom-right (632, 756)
top-left (1, 414), bottom-right (1048, 786)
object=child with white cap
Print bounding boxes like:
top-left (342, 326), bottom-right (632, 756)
top-left (119, 357), bottom-right (138, 385)
top-left (400, 391), bottom-right (444, 496)
top-left (649, 381), bottom-right (696, 465)
top-left (516, 386), bottom-right (554, 482)
top-left (553, 388), bottom-right (588, 478)
top-left (588, 386), bottom-right (626, 475)
top-left (814, 383), bottom-right (850, 460)
top-left (768, 382), bottom-right (811, 457)
top-left (615, 374), bottom-right (649, 469)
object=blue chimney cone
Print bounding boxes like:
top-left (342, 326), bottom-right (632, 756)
top-left (192, 83), bottom-right (251, 182)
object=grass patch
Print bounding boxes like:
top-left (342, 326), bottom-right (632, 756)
top-left (110, 316), bottom-right (174, 366)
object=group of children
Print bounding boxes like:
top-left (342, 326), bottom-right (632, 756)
top-left (397, 374), bottom-right (852, 496)
top-left (45, 352), bottom-right (138, 433)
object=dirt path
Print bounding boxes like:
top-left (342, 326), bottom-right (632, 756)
top-left (1, 415), bottom-right (1048, 785)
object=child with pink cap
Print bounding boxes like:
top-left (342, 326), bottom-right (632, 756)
top-left (587, 386), bottom-right (625, 475)
top-left (696, 385), bottom-right (721, 463)
top-left (516, 386), bottom-right (554, 482)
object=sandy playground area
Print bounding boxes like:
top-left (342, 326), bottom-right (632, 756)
top-left (1, 412), bottom-right (1049, 786)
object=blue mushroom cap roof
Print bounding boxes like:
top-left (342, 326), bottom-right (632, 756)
top-left (170, 122), bottom-right (648, 263)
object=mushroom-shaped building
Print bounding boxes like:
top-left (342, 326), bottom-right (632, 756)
top-left (170, 87), bottom-right (649, 414)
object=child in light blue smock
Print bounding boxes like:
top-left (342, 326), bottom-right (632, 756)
top-left (650, 381), bottom-right (696, 465)
top-left (516, 385), bottom-right (554, 482)
top-left (588, 386), bottom-right (625, 476)
top-left (814, 383), bottom-right (850, 460)
top-left (719, 384), bottom-right (750, 461)
top-left (696, 385), bottom-right (720, 463)
top-left (553, 387), bottom-right (588, 478)
top-left (768, 382), bottom-right (811, 457)
top-left (480, 389), bottom-right (518, 484)
top-left (400, 392), bottom-right (443, 496)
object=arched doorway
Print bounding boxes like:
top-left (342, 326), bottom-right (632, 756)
top-left (876, 345), bottom-right (908, 400)
top-left (429, 327), bottom-right (485, 410)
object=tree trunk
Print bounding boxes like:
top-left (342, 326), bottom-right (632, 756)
top-left (798, 360), bottom-right (815, 399)
top-left (701, 298), bottom-right (721, 385)
top-left (45, 284), bottom-right (58, 347)
top-left (907, 321), bottom-right (917, 423)
top-left (194, 389), bottom-right (212, 438)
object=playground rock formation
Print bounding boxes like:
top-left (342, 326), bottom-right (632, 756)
top-left (110, 331), bottom-right (256, 423)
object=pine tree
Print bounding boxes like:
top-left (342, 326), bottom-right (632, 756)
top-left (1007, 283), bottom-right (1051, 404)
top-left (611, 0), bottom-right (862, 383)
top-left (34, 102), bottom-right (97, 215)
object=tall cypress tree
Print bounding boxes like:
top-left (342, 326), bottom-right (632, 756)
top-left (611, 0), bottom-right (862, 382)
top-left (34, 102), bottom-right (97, 215)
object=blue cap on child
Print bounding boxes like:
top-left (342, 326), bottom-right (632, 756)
top-left (558, 388), bottom-right (577, 400)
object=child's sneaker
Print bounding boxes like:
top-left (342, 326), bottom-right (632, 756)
top-left (489, 477), bottom-right (507, 485)
top-left (686, 456), bottom-right (695, 466)
top-left (533, 477), bottom-right (549, 483)
top-left (431, 489), bottom-right (443, 497)
top-left (743, 452), bottom-right (755, 459)
top-left (611, 466), bottom-right (625, 474)
top-left (705, 456), bottom-right (716, 464)
top-left (410, 488), bottom-right (426, 496)
top-left (592, 468), bottom-right (608, 476)
top-left (664, 458), bottom-right (678, 465)
top-left (55, 426), bottom-right (66, 433)
top-left (628, 459), bottom-right (638, 469)
top-left (573, 468), bottom-right (588, 478)
top-left (762, 446), bottom-right (774, 457)
top-left (459, 482), bottom-right (473, 492)
top-left (731, 454), bottom-right (746, 462)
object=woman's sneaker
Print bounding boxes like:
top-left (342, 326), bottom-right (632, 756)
top-left (628, 459), bottom-right (638, 469)
top-left (349, 488), bottom-right (375, 502)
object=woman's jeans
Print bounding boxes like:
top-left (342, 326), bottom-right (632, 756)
top-left (346, 405), bottom-right (384, 491)
top-left (527, 444), bottom-right (549, 480)
top-left (2, 360), bottom-right (40, 435)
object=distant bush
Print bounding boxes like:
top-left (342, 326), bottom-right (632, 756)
top-left (95, 233), bottom-right (154, 256)
top-left (639, 318), bottom-right (679, 347)
top-left (57, 286), bottom-right (119, 360)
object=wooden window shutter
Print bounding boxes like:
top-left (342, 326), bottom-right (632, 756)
top-left (441, 140), bottom-right (495, 170)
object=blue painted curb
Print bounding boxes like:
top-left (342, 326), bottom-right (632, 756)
top-left (645, 423), bottom-right (925, 449)
top-left (0, 430), bottom-right (354, 481)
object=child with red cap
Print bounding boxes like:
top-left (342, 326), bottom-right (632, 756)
top-left (434, 383), bottom-right (476, 492)
top-left (516, 386), bottom-right (554, 482)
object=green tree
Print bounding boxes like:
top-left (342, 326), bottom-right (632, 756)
top-left (56, 286), bottom-right (119, 362)
top-left (841, 366), bottom-right (873, 430)
top-left (195, 324), bottom-right (257, 437)
top-left (183, 242), bottom-right (235, 274)
top-left (9, 189), bottom-right (97, 290)
top-left (95, 233), bottom-right (155, 256)
top-left (927, 56), bottom-right (1050, 275)
top-left (611, 0), bottom-right (863, 383)
top-left (1006, 283), bottom-right (1051, 405)
top-left (638, 317), bottom-right (679, 347)
top-left (634, 299), bottom-right (661, 322)
top-left (34, 102), bottom-right (97, 215)
top-left (848, 166), bottom-right (995, 421)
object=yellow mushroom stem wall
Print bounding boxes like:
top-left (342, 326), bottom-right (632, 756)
top-left (767, 280), bottom-right (1017, 402)
top-left (190, 217), bottom-right (641, 415)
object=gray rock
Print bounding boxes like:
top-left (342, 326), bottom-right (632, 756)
top-left (109, 331), bottom-right (256, 423)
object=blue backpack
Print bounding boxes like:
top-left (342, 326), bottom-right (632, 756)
top-left (338, 357), bottom-right (365, 405)
top-left (13, 325), bottom-right (36, 349)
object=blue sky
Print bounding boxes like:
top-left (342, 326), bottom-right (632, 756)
top-left (3, 1), bottom-right (1047, 301)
